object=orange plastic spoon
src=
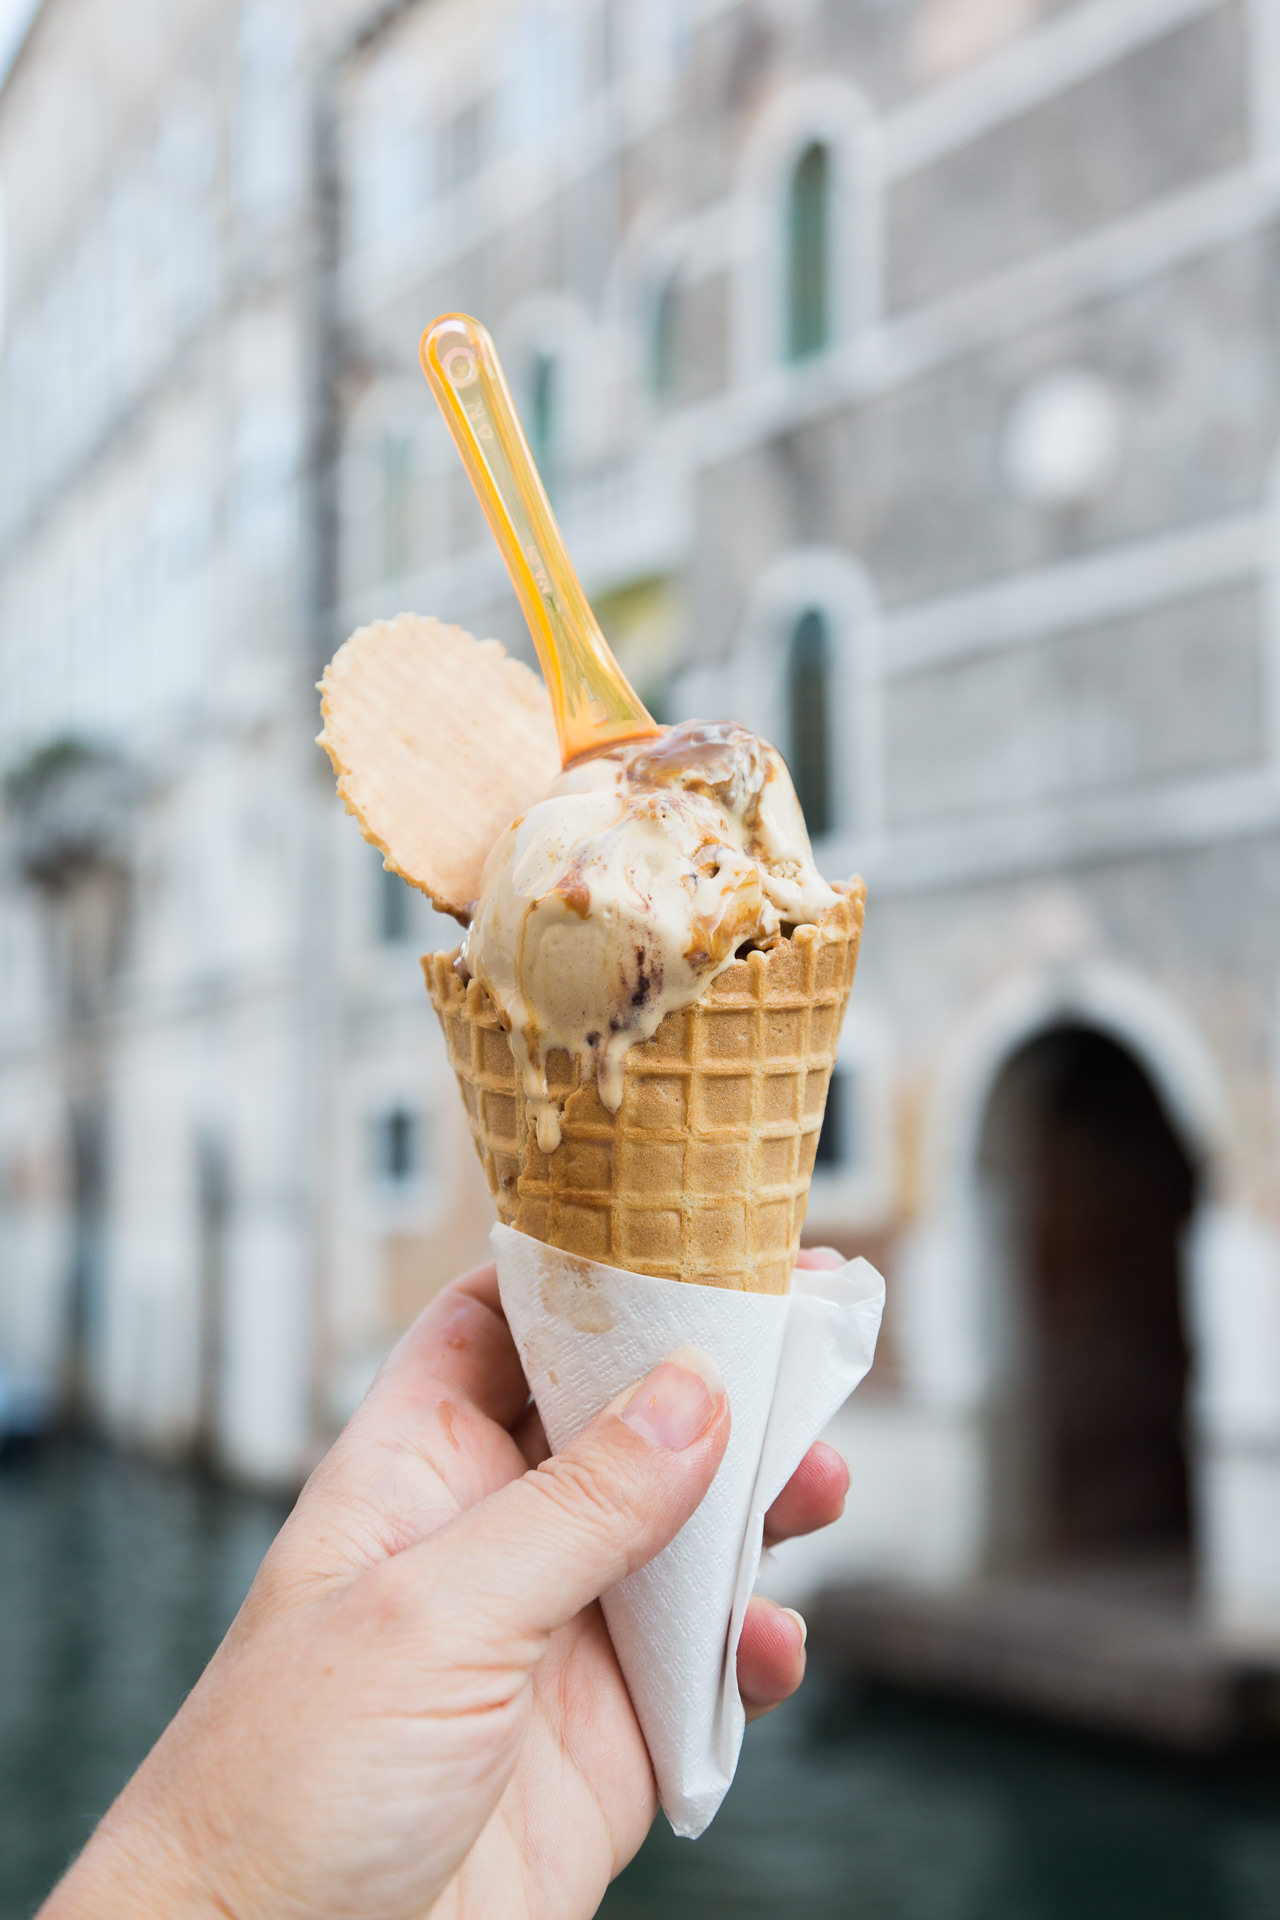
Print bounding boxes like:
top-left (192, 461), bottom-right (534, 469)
top-left (420, 312), bottom-right (660, 768)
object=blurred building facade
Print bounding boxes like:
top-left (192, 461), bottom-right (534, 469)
top-left (3, 0), bottom-right (1280, 1632)
top-left (0, 0), bottom-right (381, 1483)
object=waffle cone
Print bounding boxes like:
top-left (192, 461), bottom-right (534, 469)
top-left (424, 885), bottom-right (864, 1294)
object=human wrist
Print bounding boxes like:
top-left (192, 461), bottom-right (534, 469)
top-left (40, 1800), bottom-right (255, 1920)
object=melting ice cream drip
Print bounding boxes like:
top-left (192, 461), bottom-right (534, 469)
top-left (462, 720), bottom-right (839, 1152)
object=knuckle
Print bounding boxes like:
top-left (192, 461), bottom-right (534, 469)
top-left (531, 1440), bottom-right (653, 1559)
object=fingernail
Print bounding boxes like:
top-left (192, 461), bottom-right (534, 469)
top-left (618, 1347), bottom-right (723, 1451)
top-left (781, 1606), bottom-right (808, 1648)
top-left (805, 1246), bottom-right (845, 1269)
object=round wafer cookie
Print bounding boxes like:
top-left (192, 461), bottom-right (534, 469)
top-left (318, 613), bottom-right (561, 923)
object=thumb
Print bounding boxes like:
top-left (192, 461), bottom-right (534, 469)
top-left (416, 1347), bottom-right (729, 1649)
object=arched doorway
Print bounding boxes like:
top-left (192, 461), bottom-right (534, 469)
top-left (979, 1023), bottom-right (1199, 1570)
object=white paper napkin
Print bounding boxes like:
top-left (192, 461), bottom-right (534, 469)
top-left (492, 1224), bottom-right (885, 1838)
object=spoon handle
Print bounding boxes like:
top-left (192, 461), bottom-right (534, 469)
top-left (420, 313), bottom-right (659, 767)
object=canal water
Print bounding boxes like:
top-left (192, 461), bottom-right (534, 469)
top-left (5, 1443), bottom-right (1279, 1919)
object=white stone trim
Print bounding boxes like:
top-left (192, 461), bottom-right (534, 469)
top-left (900, 958), bottom-right (1235, 1576)
top-left (730, 75), bottom-right (882, 380)
top-left (337, 33), bottom-right (681, 314)
top-left (335, 0), bottom-right (1235, 330)
top-left (342, 0), bottom-right (1233, 318)
top-left (805, 995), bottom-right (896, 1233)
top-left (857, 766), bottom-right (1280, 899)
top-left (1186, 1205), bottom-right (1280, 1442)
top-left (339, 372), bottom-right (434, 604)
top-left (1246, 0), bottom-right (1280, 158)
top-left (920, 961), bottom-right (1233, 1212)
top-left (491, 290), bottom-right (606, 463)
top-left (878, 160), bottom-right (1280, 371)
top-left (1186, 1203), bottom-right (1280, 1624)
top-left (362, 496), bottom-right (1280, 896)
top-left (729, 544), bottom-right (884, 843)
top-left (1263, 450), bottom-right (1280, 768)
top-left (682, 158), bottom-right (1280, 477)
top-left (601, 200), bottom-right (706, 424)
top-left (884, 511), bottom-right (1263, 678)
top-left (881, 0), bottom-right (1227, 181)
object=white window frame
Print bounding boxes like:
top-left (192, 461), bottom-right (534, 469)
top-left (494, 292), bottom-right (605, 470)
top-left (730, 546), bottom-right (885, 857)
top-left (805, 1000), bottom-right (896, 1232)
top-left (731, 77), bottom-right (882, 383)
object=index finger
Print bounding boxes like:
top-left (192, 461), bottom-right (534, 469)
top-left (363, 1263), bottom-right (530, 1435)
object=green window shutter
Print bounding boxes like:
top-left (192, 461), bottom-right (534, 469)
top-left (787, 605), bottom-right (833, 839)
top-left (381, 428), bottom-right (413, 578)
top-left (650, 271), bottom-right (679, 402)
top-left (786, 141), bottom-right (831, 363)
top-left (530, 350), bottom-right (559, 500)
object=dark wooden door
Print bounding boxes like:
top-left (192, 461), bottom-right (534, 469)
top-left (986, 1026), bottom-right (1196, 1563)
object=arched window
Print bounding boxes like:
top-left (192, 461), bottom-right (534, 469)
top-left (529, 349), bottom-right (559, 497)
top-left (235, 0), bottom-right (303, 224)
top-left (815, 1061), bottom-right (855, 1170)
top-left (380, 426), bottom-right (413, 579)
top-left (786, 140), bottom-right (831, 363)
top-left (787, 605), bottom-right (833, 838)
top-left (649, 270), bottom-right (679, 403)
top-left (377, 849), bottom-right (411, 945)
top-left (373, 1106), bottom-right (421, 1184)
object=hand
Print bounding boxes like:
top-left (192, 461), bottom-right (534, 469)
top-left (44, 1253), bottom-right (849, 1920)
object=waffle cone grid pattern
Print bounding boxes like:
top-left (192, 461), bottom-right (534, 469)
top-left (424, 888), bottom-right (864, 1294)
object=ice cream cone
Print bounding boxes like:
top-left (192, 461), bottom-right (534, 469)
top-left (424, 884), bottom-right (864, 1294)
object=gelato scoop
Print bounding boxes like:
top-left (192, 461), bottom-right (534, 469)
top-left (320, 614), bottom-right (864, 1291)
top-left (462, 719), bottom-right (840, 1151)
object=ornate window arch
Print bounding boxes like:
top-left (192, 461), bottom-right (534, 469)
top-left (732, 78), bottom-right (881, 380)
top-left (895, 959), bottom-right (1248, 1588)
top-left (340, 379), bottom-right (426, 599)
top-left (731, 547), bottom-right (883, 850)
top-left (234, 0), bottom-right (304, 225)
top-left (1263, 445), bottom-right (1280, 770)
top-left (785, 604), bottom-right (834, 835)
top-left (495, 294), bottom-right (603, 492)
top-left (602, 205), bottom-right (694, 422)
top-left (647, 264), bottom-right (682, 404)
top-left (785, 140), bottom-right (832, 363)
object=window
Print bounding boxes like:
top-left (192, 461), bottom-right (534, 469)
top-left (350, 72), bottom-right (431, 246)
top-left (235, 0), bottom-right (303, 223)
top-left (529, 350), bottom-right (559, 498)
top-left (649, 270), bottom-right (679, 404)
top-left (814, 1065), bottom-right (856, 1171)
top-left (378, 857), bottom-right (411, 944)
top-left (381, 426), bottom-right (413, 579)
top-left (595, 0), bottom-right (621, 87)
top-left (156, 109), bottom-right (218, 337)
top-left (374, 1107), bottom-right (420, 1184)
top-left (786, 141), bottom-right (831, 362)
top-left (633, 0), bottom-right (690, 75)
top-left (806, 1024), bottom-right (894, 1227)
top-left (230, 400), bottom-right (300, 560)
top-left (786, 606), bottom-right (833, 838)
top-left (503, 0), bottom-right (577, 146)
top-left (446, 100), bottom-right (488, 190)
top-left (106, 165), bottom-right (157, 401)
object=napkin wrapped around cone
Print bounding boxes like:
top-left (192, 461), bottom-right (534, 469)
top-left (491, 1224), bottom-right (884, 1836)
